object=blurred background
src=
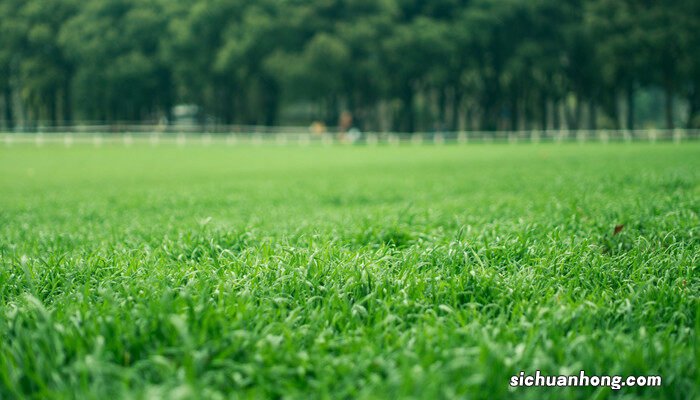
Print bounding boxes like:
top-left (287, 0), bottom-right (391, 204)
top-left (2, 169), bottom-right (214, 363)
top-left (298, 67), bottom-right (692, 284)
top-left (0, 0), bottom-right (699, 134)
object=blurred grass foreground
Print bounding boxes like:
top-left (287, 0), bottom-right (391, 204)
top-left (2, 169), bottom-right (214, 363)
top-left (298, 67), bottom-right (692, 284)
top-left (1, 142), bottom-right (698, 399)
top-left (2, 0), bottom-right (700, 398)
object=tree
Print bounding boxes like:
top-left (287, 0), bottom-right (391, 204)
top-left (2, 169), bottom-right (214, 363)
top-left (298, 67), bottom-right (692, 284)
top-left (0, 0), bottom-right (25, 129)
top-left (1, 0), bottom-right (698, 131)
top-left (59, 0), bottom-right (171, 122)
top-left (588, 0), bottom-right (647, 130)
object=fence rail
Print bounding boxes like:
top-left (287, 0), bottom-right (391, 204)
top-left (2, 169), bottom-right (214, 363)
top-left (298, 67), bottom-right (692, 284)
top-left (2, 127), bottom-right (699, 147)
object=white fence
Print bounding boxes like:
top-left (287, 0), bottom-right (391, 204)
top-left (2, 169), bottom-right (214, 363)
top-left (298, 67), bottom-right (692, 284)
top-left (2, 127), bottom-right (699, 147)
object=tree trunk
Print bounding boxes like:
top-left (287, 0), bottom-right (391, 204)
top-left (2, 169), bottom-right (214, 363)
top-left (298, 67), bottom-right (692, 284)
top-left (687, 88), bottom-right (698, 129)
top-left (552, 98), bottom-right (561, 131)
top-left (524, 91), bottom-right (533, 130)
top-left (62, 79), bottom-right (72, 125)
top-left (451, 88), bottom-right (462, 131)
top-left (510, 95), bottom-right (519, 131)
top-left (262, 78), bottom-right (279, 126)
top-left (610, 91), bottom-right (620, 130)
top-left (574, 97), bottom-right (583, 131)
top-left (221, 88), bottom-right (234, 125)
top-left (588, 99), bottom-right (597, 131)
top-left (664, 84), bottom-right (674, 130)
top-left (400, 87), bottom-right (415, 133)
top-left (422, 88), bottom-right (433, 132)
top-left (3, 86), bottom-right (13, 130)
top-left (327, 94), bottom-right (339, 128)
top-left (566, 95), bottom-right (583, 131)
top-left (540, 93), bottom-right (548, 131)
top-left (438, 87), bottom-right (446, 128)
top-left (626, 83), bottom-right (635, 131)
top-left (49, 90), bottom-right (58, 127)
top-left (466, 106), bottom-right (473, 131)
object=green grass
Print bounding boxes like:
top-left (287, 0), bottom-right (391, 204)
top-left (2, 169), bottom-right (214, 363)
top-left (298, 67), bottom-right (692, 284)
top-left (0, 142), bottom-right (698, 399)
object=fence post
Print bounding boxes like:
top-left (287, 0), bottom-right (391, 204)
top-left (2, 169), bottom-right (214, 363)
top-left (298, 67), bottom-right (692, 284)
top-left (623, 130), bottom-right (632, 143)
top-left (366, 133), bottom-right (378, 146)
top-left (64, 133), bottom-right (74, 147)
top-left (322, 133), bottom-right (333, 146)
top-left (411, 133), bottom-right (423, 145)
top-left (299, 133), bottom-right (311, 146)
top-left (434, 132), bottom-right (444, 145)
top-left (176, 133), bottom-right (186, 147)
top-left (576, 130), bottom-right (587, 143)
top-left (648, 129), bottom-right (657, 143)
top-left (457, 131), bottom-right (468, 144)
top-left (390, 133), bottom-right (400, 145)
top-left (276, 133), bottom-right (287, 146)
top-left (149, 134), bottom-right (160, 146)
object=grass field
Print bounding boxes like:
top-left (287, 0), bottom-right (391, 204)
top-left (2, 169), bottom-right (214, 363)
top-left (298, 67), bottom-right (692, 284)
top-left (0, 143), bottom-right (698, 399)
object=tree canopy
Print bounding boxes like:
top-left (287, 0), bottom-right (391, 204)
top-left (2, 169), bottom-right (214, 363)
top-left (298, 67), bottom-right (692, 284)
top-left (1, 0), bottom-right (698, 132)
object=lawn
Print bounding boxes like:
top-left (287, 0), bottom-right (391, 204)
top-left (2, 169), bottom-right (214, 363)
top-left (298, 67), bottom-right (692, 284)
top-left (0, 142), bottom-right (698, 399)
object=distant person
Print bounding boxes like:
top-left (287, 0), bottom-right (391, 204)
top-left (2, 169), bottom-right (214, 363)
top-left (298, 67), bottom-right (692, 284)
top-left (310, 121), bottom-right (327, 135)
top-left (338, 111), bottom-right (353, 133)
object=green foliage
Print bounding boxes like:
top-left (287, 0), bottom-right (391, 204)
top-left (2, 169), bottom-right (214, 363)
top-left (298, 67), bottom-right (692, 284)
top-left (58, 0), bottom-right (170, 121)
top-left (0, 143), bottom-right (698, 398)
top-left (1, 0), bottom-right (699, 130)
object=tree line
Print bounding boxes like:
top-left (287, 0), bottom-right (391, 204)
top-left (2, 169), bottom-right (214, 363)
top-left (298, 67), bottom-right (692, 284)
top-left (1, 0), bottom-right (699, 132)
